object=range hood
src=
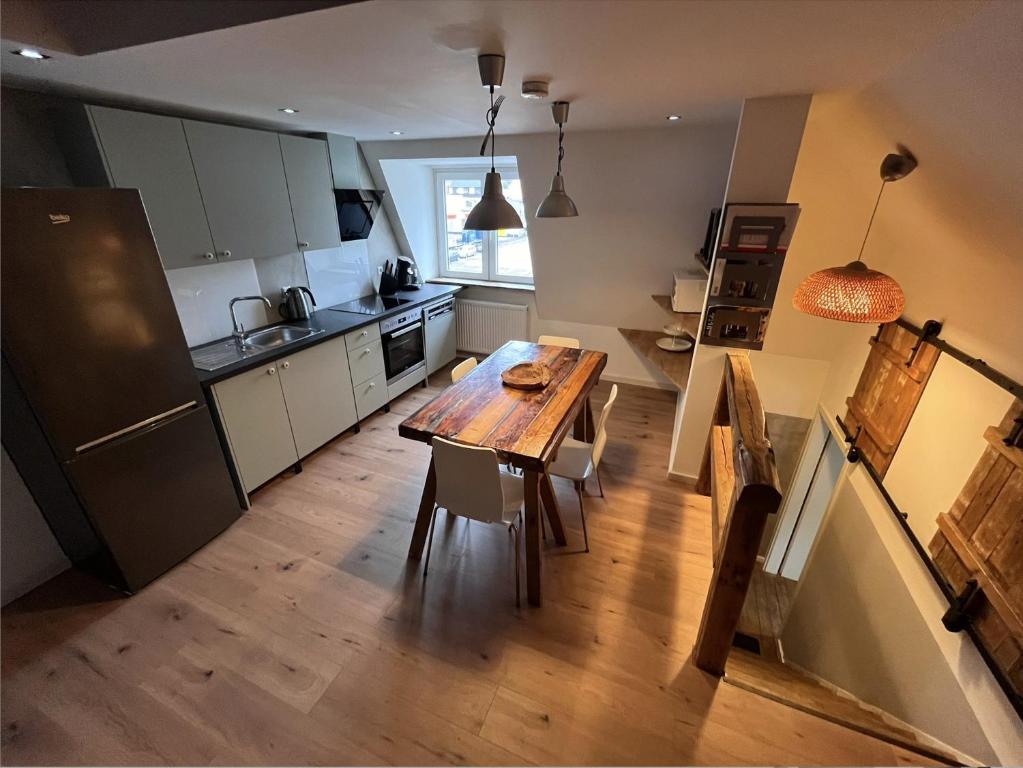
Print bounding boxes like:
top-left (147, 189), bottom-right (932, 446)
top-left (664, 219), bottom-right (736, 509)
top-left (334, 189), bottom-right (384, 242)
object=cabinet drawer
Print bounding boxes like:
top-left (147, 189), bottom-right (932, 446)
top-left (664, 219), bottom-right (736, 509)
top-left (345, 323), bottom-right (380, 351)
top-left (347, 339), bottom-right (385, 384)
top-left (353, 373), bottom-right (388, 421)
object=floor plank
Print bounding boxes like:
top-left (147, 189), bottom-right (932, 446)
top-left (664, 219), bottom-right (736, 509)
top-left (1, 365), bottom-right (946, 766)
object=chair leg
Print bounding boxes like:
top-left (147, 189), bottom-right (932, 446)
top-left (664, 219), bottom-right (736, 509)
top-left (575, 481), bottom-right (589, 553)
top-left (423, 505), bottom-right (439, 576)
top-left (595, 466), bottom-right (605, 498)
top-left (510, 522), bottom-right (521, 608)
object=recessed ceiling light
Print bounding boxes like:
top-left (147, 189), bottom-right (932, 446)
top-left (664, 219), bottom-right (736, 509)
top-left (14, 48), bottom-right (50, 60)
top-left (278, 107), bottom-right (299, 114)
top-left (666, 114), bottom-right (682, 121)
top-left (390, 130), bottom-right (404, 136)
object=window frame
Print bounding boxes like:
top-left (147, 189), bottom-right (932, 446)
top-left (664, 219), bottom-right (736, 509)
top-left (434, 167), bottom-right (533, 285)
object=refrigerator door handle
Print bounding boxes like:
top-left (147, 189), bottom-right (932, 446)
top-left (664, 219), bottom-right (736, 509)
top-left (74, 401), bottom-right (198, 454)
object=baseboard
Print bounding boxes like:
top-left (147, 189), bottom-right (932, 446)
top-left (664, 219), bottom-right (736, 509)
top-left (601, 373), bottom-right (677, 392)
top-left (667, 469), bottom-right (698, 485)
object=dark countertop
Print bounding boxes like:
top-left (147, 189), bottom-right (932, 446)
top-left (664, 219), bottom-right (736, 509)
top-left (192, 284), bottom-right (460, 387)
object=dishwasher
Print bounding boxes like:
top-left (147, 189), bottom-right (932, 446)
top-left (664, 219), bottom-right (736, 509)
top-left (423, 297), bottom-right (457, 379)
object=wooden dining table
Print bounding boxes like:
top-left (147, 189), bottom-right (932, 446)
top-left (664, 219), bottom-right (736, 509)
top-left (398, 340), bottom-right (608, 606)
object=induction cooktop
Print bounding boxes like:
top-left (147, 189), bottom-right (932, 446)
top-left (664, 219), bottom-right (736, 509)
top-left (328, 295), bottom-right (413, 315)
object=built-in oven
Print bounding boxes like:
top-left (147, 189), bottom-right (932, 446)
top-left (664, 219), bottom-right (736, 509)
top-left (380, 307), bottom-right (426, 387)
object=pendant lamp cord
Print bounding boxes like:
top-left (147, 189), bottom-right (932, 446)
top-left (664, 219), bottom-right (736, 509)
top-left (485, 86), bottom-right (497, 173)
top-left (556, 122), bottom-right (565, 176)
top-left (856, 180), bottom-right (887, 262)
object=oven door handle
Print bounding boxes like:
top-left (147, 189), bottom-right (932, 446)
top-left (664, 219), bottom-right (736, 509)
top-left (387, 321), bottom-right (423, 338)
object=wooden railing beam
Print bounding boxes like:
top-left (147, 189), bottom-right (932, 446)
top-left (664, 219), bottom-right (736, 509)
top-left (694, 353), bottom-right (782, 676)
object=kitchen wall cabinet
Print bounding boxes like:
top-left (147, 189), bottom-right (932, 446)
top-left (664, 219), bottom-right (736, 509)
top-left (280, 134), bottom-right (341, 252)
top-left (184, 120), bottom-right (298, 262)
top-left (277, 337), bottom-right (357, 457)
top-left (211, 363), bottom-right (299, 493)
top-left (89, 106), bottom-right (218, 269)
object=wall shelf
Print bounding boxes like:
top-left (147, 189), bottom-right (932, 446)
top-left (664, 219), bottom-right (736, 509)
top-left (618, 315), bottom-right (699, 391)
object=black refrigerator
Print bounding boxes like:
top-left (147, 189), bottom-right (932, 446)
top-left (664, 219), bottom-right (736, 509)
top-left (1, 188), bottom-right (241, 593)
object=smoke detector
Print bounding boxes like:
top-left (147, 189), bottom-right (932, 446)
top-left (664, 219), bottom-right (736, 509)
top-left (521, 80), bottom-right (549, 100)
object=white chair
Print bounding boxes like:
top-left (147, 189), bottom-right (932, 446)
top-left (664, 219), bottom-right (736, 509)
top-left (547, 384), bottom-right (619, 553)
top-left (424, 436), bottom-right (525, 605)
top-left (451, 356), bottom-right (478, 383)
top-left (537, 335), bottom-right (580, 348)
top-left (538, 335), bottom-right (596, 442)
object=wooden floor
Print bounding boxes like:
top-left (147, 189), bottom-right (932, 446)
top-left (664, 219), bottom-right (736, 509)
top-left (1, 368), bottom-right (942, 766)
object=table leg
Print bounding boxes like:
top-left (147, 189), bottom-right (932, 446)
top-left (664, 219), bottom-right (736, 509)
top-left (573, 396), bottom-right (595, 442)
top-left (407, 455), bottom-right (437, 560)
top-left (539, 471), bottom-right (567, 546)
top-left (524, 469), bottom-right (543, 606)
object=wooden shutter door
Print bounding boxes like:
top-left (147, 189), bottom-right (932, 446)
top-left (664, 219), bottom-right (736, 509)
top-left (843, 323), bottom-right (939, 477)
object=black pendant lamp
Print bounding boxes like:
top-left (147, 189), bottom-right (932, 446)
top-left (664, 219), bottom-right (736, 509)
top-left (464, 54), bottom-right (523, 232)
top-left (537, 101), bottom-right (578, 218)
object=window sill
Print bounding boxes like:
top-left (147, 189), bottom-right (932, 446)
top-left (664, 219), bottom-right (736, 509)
top-left (428, 277), bottom-right (535, 292)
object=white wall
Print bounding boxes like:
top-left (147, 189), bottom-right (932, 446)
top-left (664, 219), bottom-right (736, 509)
top-left (361, 123), bottom-right (737, 389)
top-left (1, 449), bottom-right (69, 605)
top-left (670, 95), bottom-right (814, 479)
top-left (782, 465), bottom-right (1001, 763)
top-left (765, 3), bottom-right (1023, 760)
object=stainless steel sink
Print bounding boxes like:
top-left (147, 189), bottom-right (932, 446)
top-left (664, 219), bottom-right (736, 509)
top-left (244, 325), bottom-right (322, 350)
top-left (190, 326), bottom-right (324, 371)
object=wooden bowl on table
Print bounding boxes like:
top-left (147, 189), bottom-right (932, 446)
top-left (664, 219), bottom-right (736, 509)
top-left (501, 362), bottom-right (552, 391)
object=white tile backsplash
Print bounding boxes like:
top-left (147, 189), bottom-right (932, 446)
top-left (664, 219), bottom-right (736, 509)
top-left (304, 241), bottom-right (375, 308)
top-left (165, 260), bottom-right (268, 347)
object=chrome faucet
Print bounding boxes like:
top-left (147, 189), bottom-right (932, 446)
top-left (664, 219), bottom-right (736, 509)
top-left (229, 295), bottom-right (272, 348)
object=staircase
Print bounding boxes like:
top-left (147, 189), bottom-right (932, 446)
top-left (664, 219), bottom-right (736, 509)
top-left (724, 648), bottom-right (973, 765)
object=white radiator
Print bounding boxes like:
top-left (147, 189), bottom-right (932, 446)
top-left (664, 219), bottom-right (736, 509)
top-left (456, 299), bottom-right (528, 354)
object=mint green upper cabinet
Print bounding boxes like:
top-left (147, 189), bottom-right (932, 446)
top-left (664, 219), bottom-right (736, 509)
top-left (280, 135), bottom-right (341, 252)
top-left (89, 106), bottom-right (217, 269)
top-left (183, 120), bottom-right (298, 262)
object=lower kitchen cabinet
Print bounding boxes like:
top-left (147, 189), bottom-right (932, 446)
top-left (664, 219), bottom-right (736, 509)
top-left (277, 337), bottom-right (357, 456)
top-left (211, 362), bottom-right (298, 493)
top-left (211, 336), bottom-right (357, 493)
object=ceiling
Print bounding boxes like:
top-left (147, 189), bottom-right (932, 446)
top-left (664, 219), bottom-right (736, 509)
top-left (1, 0), bottom-right (983, 141)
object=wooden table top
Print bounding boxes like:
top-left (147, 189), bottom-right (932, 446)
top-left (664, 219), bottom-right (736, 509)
top-left (399, 341), bottom-right (607, 471)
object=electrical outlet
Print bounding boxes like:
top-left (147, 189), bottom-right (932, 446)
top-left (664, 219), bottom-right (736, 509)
top-left (377, 265), bottom-right (384, 274)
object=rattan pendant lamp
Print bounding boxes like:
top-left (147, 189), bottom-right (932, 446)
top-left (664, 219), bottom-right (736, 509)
top-left (792, 149), bottom-right (916, 323)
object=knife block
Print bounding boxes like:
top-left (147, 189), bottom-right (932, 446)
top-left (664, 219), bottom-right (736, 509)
top-left (378, 272), bottom-right (399, 296)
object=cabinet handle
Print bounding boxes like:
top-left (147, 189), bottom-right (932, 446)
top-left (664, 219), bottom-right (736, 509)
top-left (203, 252), bottom-right (215, 261)
top-left (267, 367), bottom-right (276, 375)
top-left (361, 347), bottom-right (372, 355)
top-left (368, 382), bottom-right (375, 388)
top-left (281, 361), bottom-right (290, 369)
top-left (220, 250), bottom-right (232, 259)
top-left (298, 241), bottom-right (310, 248)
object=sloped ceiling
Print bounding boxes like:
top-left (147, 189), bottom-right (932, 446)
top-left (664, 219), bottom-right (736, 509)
top-left (1, 0), bottom-right (985, 140)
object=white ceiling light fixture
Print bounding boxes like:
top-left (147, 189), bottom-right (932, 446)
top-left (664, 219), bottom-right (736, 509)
top-left (13, 48), bottom-right (50, 60)
top-left (464, 53), bottom-right (523, 232)
top-left (278, 107), bottom-right (299, 114)
top-left (521, 80), bottom-right (549, 100)
top-left (666, 114), bottom-right (682, 121)
top-left (536, 101), bottom-right (578, 219)
top-left (390, 130), bottom-right (404, 136)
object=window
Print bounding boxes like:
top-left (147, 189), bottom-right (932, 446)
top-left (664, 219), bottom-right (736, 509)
top-left (435, 167), bottom-right (533, 284)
